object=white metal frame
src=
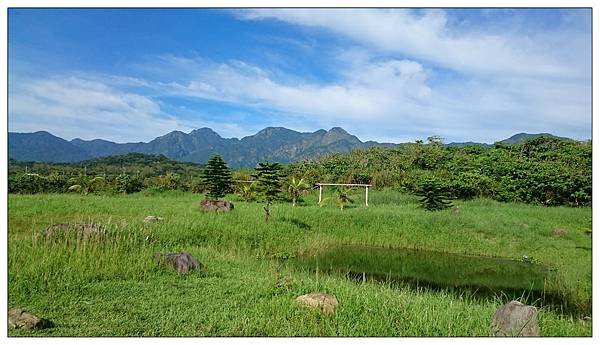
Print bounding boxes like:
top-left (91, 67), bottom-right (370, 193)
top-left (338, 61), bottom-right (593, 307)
top-left (315, 183), bottom-right (372, 206)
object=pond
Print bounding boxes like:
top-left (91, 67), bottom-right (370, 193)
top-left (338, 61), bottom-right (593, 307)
top-left (287, 245), bottom-right (570, 312)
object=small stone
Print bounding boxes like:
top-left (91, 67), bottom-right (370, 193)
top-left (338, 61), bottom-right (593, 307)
top-left (295, 292), bottom-right (338, 314)
top-left (155, 252), bottom-right (201, 274)
top-left (200, 200), bottom-right (234, 212)
top-left (552, 228), bottom-right (567, 237)
top-left (143, 216), bottom-right (163, 223)
top-left (492, 300), bottom-right (539, 336)
top-left (8, 308), bottom-right (53, 330)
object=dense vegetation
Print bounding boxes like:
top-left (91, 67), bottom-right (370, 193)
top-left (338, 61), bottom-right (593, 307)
top-left (8, 136), bottom-right (592, 207)
top-left (289, 136), bottom-right (591, 207)
top-left (8, 153), bottom-right (206, 195)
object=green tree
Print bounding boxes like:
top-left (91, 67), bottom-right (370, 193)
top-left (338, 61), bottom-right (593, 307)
top-left (286, 175), bottom-right (310, 207)
top-left (415, 177), bottom-right (453, 211)
top-left (202, 155), bottom-right (233, 200)
top-left (68, 176), bottom-right (105, 195)
top-left (335, 187), bottom-right (355, 210)
top-left (115, 174), bottom-right (143, 194)
top-left (236, 181), bottom-right (258, 202)
top-left (253, 161), bottom-right (283, 222)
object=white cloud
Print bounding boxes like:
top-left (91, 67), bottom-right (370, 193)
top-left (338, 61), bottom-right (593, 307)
top-left (145, 53), bottom-right (590, 143)
top-left (240, 9), bottom-right (590, 80)
top-left (155, 55), bottom-right (432, 122)
top-left (9, 76), bottom-right (195, 142)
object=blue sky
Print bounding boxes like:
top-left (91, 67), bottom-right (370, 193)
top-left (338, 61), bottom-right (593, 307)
top-left (8, 8), bottom-right (592, 143)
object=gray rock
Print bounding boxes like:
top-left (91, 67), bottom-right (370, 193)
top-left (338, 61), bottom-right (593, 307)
top-left (155, 252), bottom-right (201, 274)
top-left (200, 200), bottom-right (234, 212)
top-left (295, 292), bottom-right (338, 314)
top-left (492, 300), bottom-right (540, 336)
top-left (8, 308), bottom-right (53, 330)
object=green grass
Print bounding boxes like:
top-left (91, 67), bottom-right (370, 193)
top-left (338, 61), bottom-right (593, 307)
top-left (8, 190), bottom-right (592, 336)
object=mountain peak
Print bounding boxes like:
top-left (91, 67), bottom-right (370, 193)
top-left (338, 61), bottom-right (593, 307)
top-left (499, 132), bottom-right (569, 145)
top-left (256, 126), bottom-right (298, 135)
top-left (328, 127), bottom-right (349, 134)
top-left (189, 127), bottom-right (221, 138)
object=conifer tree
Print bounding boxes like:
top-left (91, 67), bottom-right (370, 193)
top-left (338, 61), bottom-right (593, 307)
top-left (253, 161), bottom-right (283, 222)
top-left (202, 155), bottom-right (232, 200)
top-left (415, 177), bottom-right (453, 211)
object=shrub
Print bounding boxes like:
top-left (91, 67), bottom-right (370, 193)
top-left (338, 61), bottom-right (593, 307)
top-left (415, 177), bottom-right (453, 211)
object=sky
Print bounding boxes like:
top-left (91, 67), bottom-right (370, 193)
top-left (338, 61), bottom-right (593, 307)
top-left (7, 8), bottom-right (592, 144)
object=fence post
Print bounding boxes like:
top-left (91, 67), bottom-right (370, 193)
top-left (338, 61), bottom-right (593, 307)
top-left (365, 186), bottom-right (369, 207)
top-left (318, 184), bottom-right (322, 204)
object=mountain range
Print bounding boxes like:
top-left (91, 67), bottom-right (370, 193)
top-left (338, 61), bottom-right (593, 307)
top-left (8, 128), bottom-right (572, 168)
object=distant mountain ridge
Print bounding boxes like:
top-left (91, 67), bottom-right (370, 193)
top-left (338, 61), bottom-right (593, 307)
top-left (9, 127), bottom-right (396, 167)
top-left (8, 128), bottom-right (575, 168)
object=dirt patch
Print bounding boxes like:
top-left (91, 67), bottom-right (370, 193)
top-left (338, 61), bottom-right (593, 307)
top-left (552, 228), bottom-right (567, 237)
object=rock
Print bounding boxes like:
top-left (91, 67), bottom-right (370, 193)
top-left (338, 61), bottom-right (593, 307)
top-left (295, 292), bottom-right (338, 314)
top-left (8, 308), bottom-right (53, 330)
top-left (143, 215), bottom-right (163, 223)
top-left (492, 300), bottom-right (539, 336)
top-left (200, 199), bottom-right (234, 212)
top-left (45, 222), bottom-right (102, 239)
top-left (155, 252), bottom-right (201, 274)
top-left (552, 228), bottom-right (567, 237)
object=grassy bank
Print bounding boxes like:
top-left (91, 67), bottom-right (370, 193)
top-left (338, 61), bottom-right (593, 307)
top-left (7, 190), bottom-right (592, 336)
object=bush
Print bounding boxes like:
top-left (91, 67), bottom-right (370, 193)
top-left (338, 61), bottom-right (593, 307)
top-left (415, 177), bottom-right (453, 211)
top-left (114, 174), bottom-right (143, 194)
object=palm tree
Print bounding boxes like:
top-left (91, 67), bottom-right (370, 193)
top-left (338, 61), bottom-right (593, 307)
top-left (68, 176), bottom-right (105, 195)
top-left (237, 181), bottom-right (257, 202)
top-left (336, 187), bottom-right (355, 210)
top-left (287, 176), bottom-right (310, 207)
top-left (319, 187), bottom-right (355, 210)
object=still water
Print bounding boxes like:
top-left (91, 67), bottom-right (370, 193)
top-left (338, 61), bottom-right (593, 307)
top-left (288, 245), bottom-right (567, 310)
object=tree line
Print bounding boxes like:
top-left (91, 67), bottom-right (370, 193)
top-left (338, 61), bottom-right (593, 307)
top-left (8, 136), bottom-right (591, 207)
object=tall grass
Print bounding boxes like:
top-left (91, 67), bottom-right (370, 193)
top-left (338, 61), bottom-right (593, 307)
top-left (7, 191), bottom-right (592, 336)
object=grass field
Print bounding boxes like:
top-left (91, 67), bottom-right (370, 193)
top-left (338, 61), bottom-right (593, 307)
top-left (7, 190), bottom-right (592, 336)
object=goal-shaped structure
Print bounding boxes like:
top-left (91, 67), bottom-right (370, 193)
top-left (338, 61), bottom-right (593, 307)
top-left (315, 183), bottom-right (372, 206)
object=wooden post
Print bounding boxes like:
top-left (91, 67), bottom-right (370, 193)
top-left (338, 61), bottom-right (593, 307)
top-left (365, 186), bottom-right (369, 207)
top-left (318, 185), bottom-right (322, 204)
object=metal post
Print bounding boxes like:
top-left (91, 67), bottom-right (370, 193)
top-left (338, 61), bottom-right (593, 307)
top-left (318, 185), bottom-right (322, 204)
top-left (365, 186), bottom-right (369, 207)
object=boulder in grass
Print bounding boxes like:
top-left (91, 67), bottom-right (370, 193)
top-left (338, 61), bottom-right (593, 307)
top-left (492, 300), bottom-right (540, 336)
top-left (295, 292), bottom-right (338, 314)
top-left (8, 308), bottom-right (53, 330)
top-left (200, 200), bottom-right (234, 212)
top-left (155, 252), bottom-right (202, 274)
top-left (552, 228), bottom-right (567, 237)
top-left (45, 222), bottom-right (102, 239)
top-left (143, 216), bottom-right (163, 223)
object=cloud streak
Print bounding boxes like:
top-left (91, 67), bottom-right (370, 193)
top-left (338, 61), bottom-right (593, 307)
top-left (240, 9), bottom-right (590, 80)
